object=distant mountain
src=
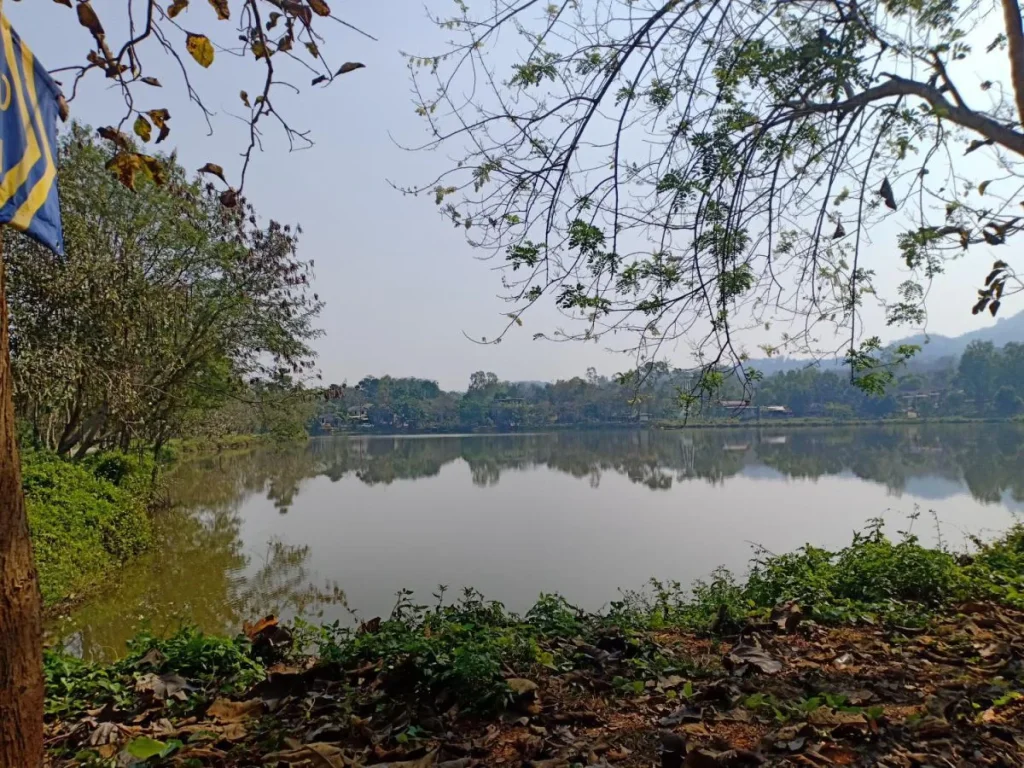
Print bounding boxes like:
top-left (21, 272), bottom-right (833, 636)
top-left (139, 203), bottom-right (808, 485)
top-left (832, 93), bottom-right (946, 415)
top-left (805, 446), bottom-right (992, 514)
top-left (890, 310), bottom-right (1024, 361)
top-left (743, 310), bottom-right (1024, 375)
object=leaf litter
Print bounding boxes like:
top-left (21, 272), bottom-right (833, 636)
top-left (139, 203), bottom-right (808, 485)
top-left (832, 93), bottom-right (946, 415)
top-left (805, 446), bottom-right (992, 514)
top-left (42, 598), bottom-right (1024, 767)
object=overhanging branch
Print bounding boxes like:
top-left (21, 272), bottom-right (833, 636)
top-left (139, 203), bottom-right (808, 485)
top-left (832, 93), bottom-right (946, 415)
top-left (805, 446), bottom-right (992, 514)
top-left (788, 75), bottom-right (1024, 156)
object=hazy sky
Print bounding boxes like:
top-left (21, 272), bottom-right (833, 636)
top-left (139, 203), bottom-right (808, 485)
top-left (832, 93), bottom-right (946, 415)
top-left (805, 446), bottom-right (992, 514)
top-left (8, 2), bottom-right (1017, 390)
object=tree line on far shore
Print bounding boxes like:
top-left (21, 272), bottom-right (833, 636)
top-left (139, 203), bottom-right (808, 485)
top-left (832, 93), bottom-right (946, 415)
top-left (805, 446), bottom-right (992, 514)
top-left (314, 342), bottom-right (1024, 434)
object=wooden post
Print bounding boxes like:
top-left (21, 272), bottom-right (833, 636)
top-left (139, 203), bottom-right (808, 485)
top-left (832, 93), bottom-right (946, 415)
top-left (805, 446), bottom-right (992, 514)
top-left (0, 222), bottom-right (45, 766)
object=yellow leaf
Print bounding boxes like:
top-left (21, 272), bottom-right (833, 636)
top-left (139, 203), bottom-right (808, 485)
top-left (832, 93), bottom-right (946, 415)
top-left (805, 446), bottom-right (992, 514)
top-left (305, 41), bottom-right (319, 58)
top-left (308, 0), bottom-right (330, 15)
top-left (336, 62), bottom-right (365, 75)
top-left (979, 180), bottom-right (992, 195)
top-left (240, 90), bottom-right (250, 107)
top-left (277, 34), bottom-right (293, 53)
top-left (106, 153), bottom-right (145, 190)
top-left (133, 115), bottom-right (152, 142)
top-left (207, 0), bottom-right (229, 20)
top-left (138, 154), bottom-right (166, 186)
top-left (252, 41), bottom-right (271, 59)
top-left (168, 0), bottom-right (189, 18)
top-left (186, 33), bottom-right (214, 68)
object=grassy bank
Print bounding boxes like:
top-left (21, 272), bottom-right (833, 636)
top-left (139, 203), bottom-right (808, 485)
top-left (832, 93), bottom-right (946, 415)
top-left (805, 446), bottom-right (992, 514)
top-left (24, 450), bottom-right (155, 607)
top-left (43, 524), bottom-right (1024, 766)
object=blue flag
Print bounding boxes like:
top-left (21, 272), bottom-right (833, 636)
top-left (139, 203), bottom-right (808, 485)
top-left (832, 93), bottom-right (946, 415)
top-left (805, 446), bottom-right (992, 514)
top-left (0, 14), bottom-right (64, 256)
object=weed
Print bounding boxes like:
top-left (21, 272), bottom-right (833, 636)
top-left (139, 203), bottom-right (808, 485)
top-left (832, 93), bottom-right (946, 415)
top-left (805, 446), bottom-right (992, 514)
top-left (306, 588), bottom-right (540, 712)
top-left (44, 627), bottom-right (262, 718)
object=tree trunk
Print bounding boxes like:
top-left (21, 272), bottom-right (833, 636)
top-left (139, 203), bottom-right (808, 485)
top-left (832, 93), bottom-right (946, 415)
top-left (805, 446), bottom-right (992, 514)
top-left (0, 233), bottom-right (45, 767)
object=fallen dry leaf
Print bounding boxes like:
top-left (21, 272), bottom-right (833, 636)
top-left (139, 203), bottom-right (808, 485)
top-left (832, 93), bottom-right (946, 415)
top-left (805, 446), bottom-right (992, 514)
top-left (206, 697), bottom-right (263, 722)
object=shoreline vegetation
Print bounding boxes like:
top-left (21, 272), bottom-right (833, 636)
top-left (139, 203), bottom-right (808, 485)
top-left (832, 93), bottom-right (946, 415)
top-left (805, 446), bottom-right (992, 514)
top-left (27, 434), bottom-right (302, 616)
top-left (25, 450), bottom-right (156, 610)
top-left (44, 524), bottom-right (1024, 767)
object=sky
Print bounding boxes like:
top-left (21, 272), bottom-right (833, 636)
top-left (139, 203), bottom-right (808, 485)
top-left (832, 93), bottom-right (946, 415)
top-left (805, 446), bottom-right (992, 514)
top-left (6, 1), bottom-right (1019, 390)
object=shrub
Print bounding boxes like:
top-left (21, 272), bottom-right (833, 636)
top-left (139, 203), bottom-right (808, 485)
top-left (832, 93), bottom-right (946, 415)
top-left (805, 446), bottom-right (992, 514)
top-left (305, 588), bottom-right (539, 712)
top-left (24, 450), bottom-right (153, 605)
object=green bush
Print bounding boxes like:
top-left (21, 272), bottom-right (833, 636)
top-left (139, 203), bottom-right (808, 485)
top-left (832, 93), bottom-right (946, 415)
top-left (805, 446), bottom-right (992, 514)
top-left (744, 521), bottom-right (967, 615)
top-left (302, 588), bottom-right (540, 712)
top-left (44, 626), bottom-right (261, 718)
top-left (611, 522), bottom-right (1024, 629)
top-left (24, 450), bottom-right (153, 605)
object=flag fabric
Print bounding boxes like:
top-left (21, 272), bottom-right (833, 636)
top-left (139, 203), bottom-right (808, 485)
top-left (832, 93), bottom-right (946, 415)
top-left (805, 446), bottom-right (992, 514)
top-left (0, 13), bottom-right (64, 256)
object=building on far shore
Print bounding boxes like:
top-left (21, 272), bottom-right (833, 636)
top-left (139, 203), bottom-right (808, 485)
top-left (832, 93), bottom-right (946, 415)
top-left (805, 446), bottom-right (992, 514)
top-left (713, 400), bottom-right (792, 420)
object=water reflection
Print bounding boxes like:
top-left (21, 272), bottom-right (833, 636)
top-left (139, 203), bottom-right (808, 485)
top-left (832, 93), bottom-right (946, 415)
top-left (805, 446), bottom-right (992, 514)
top-left (302, 425), bottom-right (1024, 503)
top-left (53, 425), bottom-right (1024, 658)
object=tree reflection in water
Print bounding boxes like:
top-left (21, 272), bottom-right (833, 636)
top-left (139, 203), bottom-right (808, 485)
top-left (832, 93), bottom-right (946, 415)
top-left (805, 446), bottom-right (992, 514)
top-left (52, 424), bottom-right (1024, 658)
top-left (306, 425), bottom-right (1024, 501)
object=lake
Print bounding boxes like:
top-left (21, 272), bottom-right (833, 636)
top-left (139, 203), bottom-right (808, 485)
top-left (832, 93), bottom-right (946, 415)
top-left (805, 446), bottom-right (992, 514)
top-left (53, 424), bottom-right (1024, 658)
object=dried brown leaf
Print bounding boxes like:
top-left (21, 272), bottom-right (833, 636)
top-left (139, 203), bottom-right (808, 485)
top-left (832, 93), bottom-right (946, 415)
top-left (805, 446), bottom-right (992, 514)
top-left (879, 177), bottom-right (896, 210)
top-left (76, 2), bottom-right (104, 37)
top-left (206, 697), bottom-right (263, 723)
top-left (97, 126), bottom-right (130, 149)
top-left (147, 109), bottom-right (171, 142)
top-left (198, 162), bottom-right (228, 184)
top-left (207, 0), bottom-right (230, 20)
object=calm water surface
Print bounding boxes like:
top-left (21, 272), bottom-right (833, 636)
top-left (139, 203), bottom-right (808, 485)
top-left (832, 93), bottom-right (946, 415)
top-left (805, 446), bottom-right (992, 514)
top-left (54, 425), bottom-right (1024, 658)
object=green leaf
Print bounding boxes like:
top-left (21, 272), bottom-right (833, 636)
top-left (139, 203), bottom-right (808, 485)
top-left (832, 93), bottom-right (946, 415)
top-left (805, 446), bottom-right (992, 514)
top-left (126, 737), bottom-right (168, 760)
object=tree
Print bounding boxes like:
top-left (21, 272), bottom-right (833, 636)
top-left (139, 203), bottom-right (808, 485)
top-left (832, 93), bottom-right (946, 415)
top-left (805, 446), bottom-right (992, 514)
top-left (9, 127), bottom-right (323, 458)
top-left (994, 385), bottom-right (1023, 416)
top-left (409, 0), bottom-right (1024, 398)
top-left (0, 5), bottom-right (367, 764)
top-left (958, 340), bottom-right (999, 405)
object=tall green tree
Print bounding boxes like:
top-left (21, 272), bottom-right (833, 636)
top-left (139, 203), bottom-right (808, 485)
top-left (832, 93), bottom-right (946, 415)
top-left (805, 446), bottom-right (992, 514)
top-left (8, 126), bottom-right (322, 458)
top-left (958, 341), bottom-right (999, 404)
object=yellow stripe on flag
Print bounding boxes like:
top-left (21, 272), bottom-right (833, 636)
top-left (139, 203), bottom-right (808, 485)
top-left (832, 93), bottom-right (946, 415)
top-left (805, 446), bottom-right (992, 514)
top-left (10, 30), bottom-right (55, 230)
top-left (0, 15), bottom-right (41, 208)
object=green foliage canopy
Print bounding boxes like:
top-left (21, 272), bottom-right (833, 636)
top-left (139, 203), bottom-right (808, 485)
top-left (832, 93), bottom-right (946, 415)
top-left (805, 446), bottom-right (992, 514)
top-left (8, 126), bottom-right (322, 456)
